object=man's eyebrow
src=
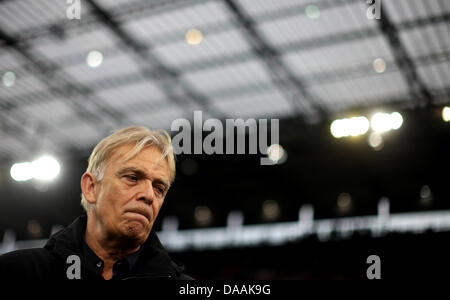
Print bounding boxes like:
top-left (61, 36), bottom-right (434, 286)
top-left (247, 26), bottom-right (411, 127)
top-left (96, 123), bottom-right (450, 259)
top-left (116, 167), bottom-right (146, 177)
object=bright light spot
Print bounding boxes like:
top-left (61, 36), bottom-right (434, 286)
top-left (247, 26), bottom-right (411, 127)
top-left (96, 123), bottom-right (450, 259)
top-left (330, 119), bottom-right (345, 138)
top-left (443, 106), bottom-right (450, 122)
top-left (32, 156), bottom-right (61, 181)
top-left (86, 50), bottom-right (103, 68)
top-left (11, 156), bottom-right (61, 182)
top-left (371, 113), bottom-right (391, 132)
top-left (305, 4), bottom-right (320, 19)
top-left (267, 144), bottom-right (287, 164)
top-left (390, 112), bottom-right (403, 130)
top-left (349, 116), bottom-right (370, 136)
top-left (185, 29), bottom-right (203, 45)
top-left (373, 58), bottom-right (387, 73)
top-left (371, 112), bottom-right (403, 133)
top-left (2, 71), bottom-right (16, 87)
top-left (330, 116), bottom-right (369, 138)
top-left (10, 162), bottom-right (33, 182)
top-left (368, 132), bottom-right (384, 151)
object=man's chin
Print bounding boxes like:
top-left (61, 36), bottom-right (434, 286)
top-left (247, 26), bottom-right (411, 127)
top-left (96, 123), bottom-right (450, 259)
top-left (124, 221), bottom-right (150, 241)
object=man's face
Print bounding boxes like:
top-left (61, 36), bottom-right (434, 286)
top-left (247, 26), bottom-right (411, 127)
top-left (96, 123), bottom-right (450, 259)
top-left (92, 145), bottom-right (170, 243)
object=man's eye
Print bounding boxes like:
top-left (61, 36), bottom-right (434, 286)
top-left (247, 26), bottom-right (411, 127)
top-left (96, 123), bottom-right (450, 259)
top-left (125, 175), bottom-right (137, 181)
top-left (155, 186), bottom-right (165, 195)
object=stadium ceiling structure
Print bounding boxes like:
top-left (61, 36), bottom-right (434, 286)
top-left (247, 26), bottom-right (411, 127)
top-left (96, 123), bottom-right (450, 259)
top-left (0, 0), bottom-right (449, 162)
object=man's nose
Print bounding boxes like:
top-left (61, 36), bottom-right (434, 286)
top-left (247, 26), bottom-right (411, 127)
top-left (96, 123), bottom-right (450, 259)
top-left (138, 180), bottom-right (155, 205)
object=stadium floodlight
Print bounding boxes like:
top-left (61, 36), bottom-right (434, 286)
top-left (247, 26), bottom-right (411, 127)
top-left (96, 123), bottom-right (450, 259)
top-left (371, 112), bottom-right (403, 133)
top-left (10, 155), bottom-right (61, 182)
top-left (10, 162), bottom-right (33, 182)
top-left (443, 106), bottom-right (450, 122)
top-left (32, 156), bottom-right (61, 181)
top-left (330, 116), bottom-right (369, 138)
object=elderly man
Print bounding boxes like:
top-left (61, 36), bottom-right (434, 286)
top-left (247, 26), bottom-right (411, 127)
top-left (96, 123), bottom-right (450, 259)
top-left (0, 126), bottom-right (192, 280)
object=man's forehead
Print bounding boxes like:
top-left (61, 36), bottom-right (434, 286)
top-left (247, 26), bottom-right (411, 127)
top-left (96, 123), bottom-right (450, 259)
top-left (108, 145), bottom-right (169, 174)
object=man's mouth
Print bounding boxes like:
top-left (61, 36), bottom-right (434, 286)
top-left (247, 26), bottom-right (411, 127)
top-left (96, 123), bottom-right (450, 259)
top-left (126, 208), bottom-right (151, 223)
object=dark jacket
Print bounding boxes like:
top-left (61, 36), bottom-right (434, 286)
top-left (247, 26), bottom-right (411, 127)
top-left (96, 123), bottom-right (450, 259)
top-left (0, 215), bottom-right (192, 280)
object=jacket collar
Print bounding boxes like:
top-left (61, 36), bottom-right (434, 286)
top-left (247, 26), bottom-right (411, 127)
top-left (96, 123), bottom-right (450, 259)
top-left (44, 215), bottom-right (184, 279)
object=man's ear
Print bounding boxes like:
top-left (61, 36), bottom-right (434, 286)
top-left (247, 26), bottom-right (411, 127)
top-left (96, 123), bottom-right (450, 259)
top-left (81, 172), bottom-right (98, 205)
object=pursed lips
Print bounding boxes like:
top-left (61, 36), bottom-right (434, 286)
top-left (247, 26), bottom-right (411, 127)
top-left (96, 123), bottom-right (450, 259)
top-left (125, 208), bottom-right (151, 223)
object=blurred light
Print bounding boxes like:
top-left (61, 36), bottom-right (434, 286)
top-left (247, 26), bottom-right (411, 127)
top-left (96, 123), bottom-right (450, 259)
top-left (2, 71), bottom-right (16, 87)
top-left (371, 113), bottom-right (391, 132)
top-left (305, 4), bottom-right (320, 19)
top-left (33, 181), bottom-right (50, 192)
top-left (299, 205), bottom-right (314, 224)
top-left (378, 197), bottom-right (390, 217)
top-left (419, 185), bottom-right (433, 206)
top-left (420, 185), bottom-right (431, 199)
top-left (267, 144), bottom-right (282, 161)
top-left (185, 29), bottom-right (203, 45)
top-left (349, 116), bottom-right (370, 136)
top-left (371, 112), bottom-right (403, 133)
top-left (330, 119), bottom-right (345, 138)
top-left (162, 216), bottom-right (179, 232)
top-left (32, 156), bottom-right (61, 181)
top-left (390, 112), bottom-right (403, 130)
top-left (373, 58), bottom-right (386, 73)
top-left (368, 132), bottom-right (384, 151)
top-left (10, 162), bottom-right (33, 182)
top-left (194, 206), bottom-right (212, 226)
top-left (443, 106), bottom-right (450, 122)
top-left (337, 193), bottom-right (352, 213)
top-left (86, 50), bottom-right (103, 68)
top-left (10, 156), bottom-right (61, 182)
top-left (267, 144), bottom-right (287, 164)
top-left (330, 116), bottom-right (369, 138)
top-left (262, 200), bottom-right (280, 221)
top-left (27, 220), bottom-right (42, 238)
top-left (227, 211), bottom-right (244, 228)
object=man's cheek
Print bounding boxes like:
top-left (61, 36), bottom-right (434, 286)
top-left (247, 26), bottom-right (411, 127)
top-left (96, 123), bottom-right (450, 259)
top-left (157, 200), bottom-right (165, 212)
top-left (153, 203), bottom-right (163, 220)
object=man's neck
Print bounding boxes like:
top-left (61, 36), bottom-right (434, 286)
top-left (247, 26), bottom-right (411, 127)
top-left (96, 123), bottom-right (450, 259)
top-left (84, 216), bottom-right (141, 279)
